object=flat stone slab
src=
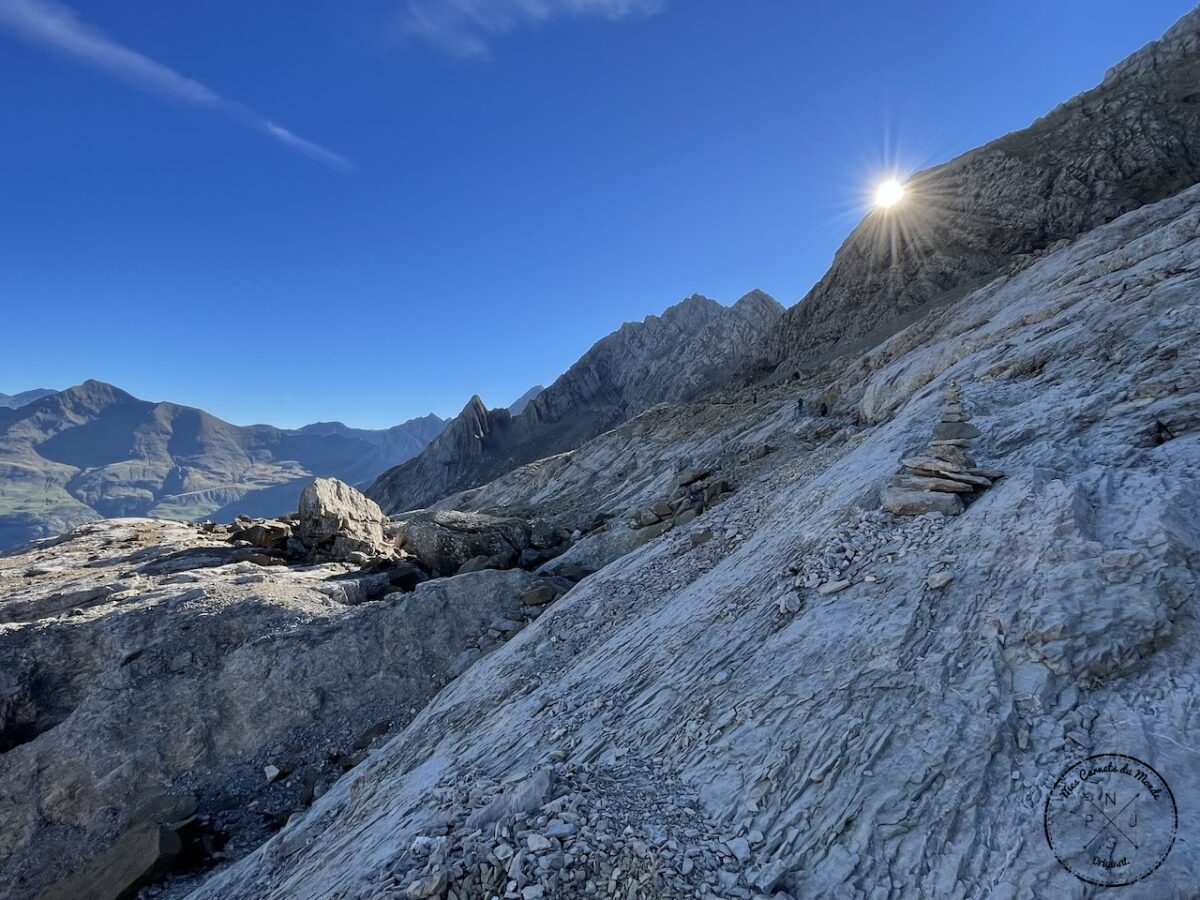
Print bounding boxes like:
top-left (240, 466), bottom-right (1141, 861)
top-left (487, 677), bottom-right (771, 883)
top-left (893, 474), bottom-right (975, 494)
top-left (881, 485), bottom-right (965, 517)
top-left (932, 421), bottom-right (981, 441)
top-left (900, 458), bottom-right (993, 488)
top-left (36, 824), bottom-right (181, 900)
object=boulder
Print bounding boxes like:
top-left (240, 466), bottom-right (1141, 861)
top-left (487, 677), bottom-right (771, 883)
top-left (297, 478), bottom-right (390, 562)
top-left (458, 553), bottom-right (513, 575)
top-left (226, 520), bottom-right (290, 550)
top-left (519, 577), bottom-right (573, 607)
top-left (35, 824), bottom-right (182, 900)
top-left (392, 510), bottom-right (533, 577)
top-left (672, 467), bottom-right (712, 490)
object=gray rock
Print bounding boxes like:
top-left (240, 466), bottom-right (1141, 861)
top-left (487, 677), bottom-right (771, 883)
top-left (35, 824), bottom-right (181, 900)
top-left (927, 572), bottom-right (954, 590)
top-left (297, 478), bottom-right (390, 562)
top-left (931, 421), bottom-right (982, 442)
top-left (368, 292), bottom-right (784, 514)
top-left (392, 509), bottom-right (534, 577)
top-left (881, 486), bottom-right (965, 517)
top-left (893, 474), bottom-right (975, 494)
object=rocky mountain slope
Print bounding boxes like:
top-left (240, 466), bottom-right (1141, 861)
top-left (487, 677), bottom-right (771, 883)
top-left (2, 10), bottom-right (1199, 900)
top-left (368, 291), bottom-right (783, 514)
top-left (0, 390), bottom-right (56, 410)
top-left (0, 382), bottom-right (444, 548)
top-left (192, 159), bottom-right (1200, 900)
top-left (768, 6), bottom-right (1200, 369)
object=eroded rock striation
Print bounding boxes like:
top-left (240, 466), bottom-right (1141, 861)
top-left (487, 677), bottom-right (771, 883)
top-left (190, 172), bottom-right (1200, 900)
top-left (0, 517), bottom-right (550, 900)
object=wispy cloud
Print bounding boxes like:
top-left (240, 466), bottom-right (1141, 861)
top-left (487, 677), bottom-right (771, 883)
top-left (400, 0), bottom-right (666, 57)
top-left (0, 0), bottom-right (350, 170)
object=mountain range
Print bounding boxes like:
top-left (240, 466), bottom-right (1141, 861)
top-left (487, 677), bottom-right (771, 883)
top-left (368, 290), bottom-right (783, 513)
top-left (4, 9), bottom-right (1200, 900)
top-left (0, 389), bottom-right (56, 410)
top-left (0, 381), bottom-right (444, 547)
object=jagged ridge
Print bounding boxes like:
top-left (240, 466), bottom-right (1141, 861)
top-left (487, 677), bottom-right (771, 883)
top-left (368, 291), bottom-right (784, 514)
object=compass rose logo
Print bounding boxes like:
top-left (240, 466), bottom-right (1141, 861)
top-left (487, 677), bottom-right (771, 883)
top-left (1044, 753), bottom-right (1177, 887)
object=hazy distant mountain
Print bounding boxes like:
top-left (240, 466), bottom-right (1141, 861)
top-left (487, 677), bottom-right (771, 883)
top-left (508, 385), bottom-right (545, 415)
top-left (296, 415), bottom-right (447, 458)
top-left (0, 381), bottom-right (444, 547)
top-left (0, 389), bottom-right (56, 410)
top-left (368, 291), bottom-right (783, 513)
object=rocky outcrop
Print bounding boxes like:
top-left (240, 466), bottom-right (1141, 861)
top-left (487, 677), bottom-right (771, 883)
top-left (7, 14), bottom-right (1200, 900)
top-left (627, 466), bottom-right (735, 539)
top-left (0, 520), bottom-right (541, 899)
top-left (368, 291), bottom-right (783, 514)
top-left (769, 8), bottom-right (1200, 369)
top-left (296, 478), bottom-right (391, 562)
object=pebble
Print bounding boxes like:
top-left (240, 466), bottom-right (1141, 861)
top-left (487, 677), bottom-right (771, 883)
top-left (927, 572), bottom-right (954, 589)
top-left (817, 579), bottom-right (851, 594)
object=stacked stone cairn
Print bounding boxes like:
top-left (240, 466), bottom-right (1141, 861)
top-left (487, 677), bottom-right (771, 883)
top-left (881, 381), bottom-right (1002, 516)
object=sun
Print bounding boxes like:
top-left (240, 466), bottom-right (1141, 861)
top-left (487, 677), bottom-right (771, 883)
top-left (874, 178), bottom-right (906, 210)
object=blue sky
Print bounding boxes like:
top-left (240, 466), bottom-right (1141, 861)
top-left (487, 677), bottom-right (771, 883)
top-left (1, 0), bottom-right (1194, 428)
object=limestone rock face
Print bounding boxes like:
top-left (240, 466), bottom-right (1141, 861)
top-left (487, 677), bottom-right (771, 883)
top-left (7, 14), bottom-right (1200, 900)
top-left (769, 7), bottom-right (1200, 368)
top-left (368, 291), bottom-right (783, 514)
top-left (0, 521), bottom-right (538, 899)
top-left (296, 478), bottom-right (389, 561)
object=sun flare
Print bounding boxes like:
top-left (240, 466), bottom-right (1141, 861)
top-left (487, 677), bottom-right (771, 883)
top-left (874, 178), bottom-right (906, 210)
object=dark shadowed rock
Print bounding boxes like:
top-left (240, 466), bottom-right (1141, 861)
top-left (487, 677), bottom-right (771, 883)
top-left (770, 9), bottom-right (1200, 368)
top-left (35, 824), bottom-right (182, 900)
top-left (392, 510), bottom-right (534, 577)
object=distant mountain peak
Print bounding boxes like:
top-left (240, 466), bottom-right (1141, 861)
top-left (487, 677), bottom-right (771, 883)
top-left (0, 388), bottom-right (57, 410)
top-left (368, 291), bottom-right (784, 513)
top-left (509, 385), bottom-right (545, 415)
top-left (0, 382), bottom-right (446, 548)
